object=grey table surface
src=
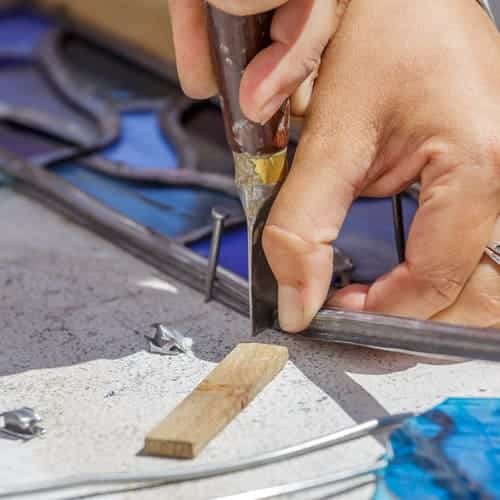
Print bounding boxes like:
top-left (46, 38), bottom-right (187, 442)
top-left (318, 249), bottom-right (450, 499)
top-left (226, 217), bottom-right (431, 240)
top-left (1, 187), bottom-right (499, 500)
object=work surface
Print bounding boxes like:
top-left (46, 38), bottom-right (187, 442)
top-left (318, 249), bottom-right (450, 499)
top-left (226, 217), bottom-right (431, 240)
top-left (1, 189), bottom-right (500, 500)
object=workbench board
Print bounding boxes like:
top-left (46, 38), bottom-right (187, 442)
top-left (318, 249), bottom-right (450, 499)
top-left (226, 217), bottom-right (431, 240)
top-left (1, 191), bottom-right (500, 499)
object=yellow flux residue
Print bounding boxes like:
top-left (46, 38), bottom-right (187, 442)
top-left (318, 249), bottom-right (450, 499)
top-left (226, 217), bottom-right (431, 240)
top-left (253, 150), bottom-right (287, 185)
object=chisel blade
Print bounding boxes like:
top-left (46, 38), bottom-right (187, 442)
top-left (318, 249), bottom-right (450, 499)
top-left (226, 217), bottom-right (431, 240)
top-left (248, 196), bottom-right (278, 336)
top-left (233, 150), bottom-right (288, 336)
top-left (205, 5), bottom-right (290, 336)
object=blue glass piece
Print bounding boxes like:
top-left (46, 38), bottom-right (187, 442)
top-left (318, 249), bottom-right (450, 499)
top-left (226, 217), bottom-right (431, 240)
top-left (375, 398), bottom-right (500, 500)
top-left (0, 61), bottom-right (97, 144)
top-left (189, 195), bottom-right (417, 282)
top-left (190, 224), bottom-right (249, 278)
top-left (0, 10), bottom-right (53, 56)
top-left (103, 111), bottom-right (178, 169)
top-left (51, 163), bottom-right (242, 240)
top-left (336, 196), bottom-right (416, 283)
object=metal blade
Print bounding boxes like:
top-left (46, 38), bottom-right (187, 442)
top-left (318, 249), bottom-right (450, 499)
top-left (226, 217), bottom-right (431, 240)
top-left (248, 196), bottom-right (278, 336)
top-left (233, 150), bottom-right (287, 336)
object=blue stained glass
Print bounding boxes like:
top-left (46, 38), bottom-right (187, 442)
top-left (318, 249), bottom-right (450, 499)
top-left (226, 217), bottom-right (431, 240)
top-left (190, 224), bottom-right (249, 278)
top-left (103, 111), bottom-right (178, 169)
top-left (333, 195), bottom-right (415, 283)
top-left (375, 398), bottom-right (500, 500)
top-left (51, 163), bottom-right (242, 241)
top-left (189, 195), bottom-right (418, 282)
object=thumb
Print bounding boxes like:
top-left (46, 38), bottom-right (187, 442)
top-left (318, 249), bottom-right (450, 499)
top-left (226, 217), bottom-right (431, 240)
top-left (239, 0), bottom-right (341, 123)
top-left (263, 50), bottom-right (379, 333)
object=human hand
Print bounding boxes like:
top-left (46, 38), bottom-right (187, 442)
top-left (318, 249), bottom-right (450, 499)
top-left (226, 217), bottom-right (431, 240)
top-left (429, 217), bottom-right (500, 328)
top-left (167, 0), bottom-right (350, 119)
top-left (262, 0), bottom-right (500, 331)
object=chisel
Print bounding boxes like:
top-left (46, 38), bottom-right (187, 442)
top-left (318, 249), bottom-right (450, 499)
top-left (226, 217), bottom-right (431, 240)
top-left (206, 5), bottom-right (290, 335)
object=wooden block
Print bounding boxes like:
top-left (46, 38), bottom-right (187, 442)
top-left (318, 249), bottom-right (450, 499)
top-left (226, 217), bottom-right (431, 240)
top-left (144, 343), bottom-right (288, 459)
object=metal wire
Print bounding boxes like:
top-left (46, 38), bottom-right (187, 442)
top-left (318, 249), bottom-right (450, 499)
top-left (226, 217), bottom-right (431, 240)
top-left (0, 414), bottom-right (409, 499)
top-left (307, 479), bottom-right (376, 500)
top-left (212, 460), bottom-right (385, 499)
top-left (391, 194), bottom-right (405, 263)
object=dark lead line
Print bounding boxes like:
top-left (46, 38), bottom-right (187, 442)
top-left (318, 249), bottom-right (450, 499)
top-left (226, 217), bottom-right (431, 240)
top-left (205, 208), bottom-right (228, 302)
top-left (392, 194), bottom-right (406, 263)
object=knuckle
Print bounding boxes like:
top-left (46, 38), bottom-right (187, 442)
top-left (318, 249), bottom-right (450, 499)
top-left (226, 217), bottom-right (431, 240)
top-left (262, 223), bottom-right (315, 285)
top-left (300, 52), bottom-right (321, 79)
top-left (262, 224), bottom-right (296, 284)
top-left (466, 137), bottom-right (500, 203)
top-left (462, 279), bottom-right (500, 329)
top-left (420, 135), bottom-right (500, 206)
top-left (479, 291), bottom-right (500, 316)
top-left (262, 224), bottom-right (276, 256)
top-left (469, 133), bottom-right (500, 175)
top-left (407, 247), bottom-right (465, 310)
top-left (484, 140), bottom-right (500, 195)
top-left (262, 224), bottom-right (288, 269)
top-left (335, 169), bottom-right (362, 201)
top-left (414, 267), bottom-right (464, 309)
top-left (483, 136), bottom-right (500, 163)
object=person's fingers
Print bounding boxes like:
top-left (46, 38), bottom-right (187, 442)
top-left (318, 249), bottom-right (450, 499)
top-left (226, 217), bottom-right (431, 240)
top-left (239, 0), bottom-right (341, 123)
top-left (264, 225), bottom-right (336, 332)
top-left (262, 21), bottom-right (381, 332)
top-left (290, 70), bottom-right (317, 116)
top-left (432, 217), bottom-right (500, 328)
top-left (327, 284), bottom-right (369, 311)
top-left (169, 0), bottom-right (351, 116)
top-left (290, 0), bottom-right (351, 116)
top-left (264, 122), bottom-right (374, 332)
top-left (432, 255), bottom-right (500, 328)
top-left (364, 156), bottom-right (500, 320)
top-left (168, 0), bottom-right (217, 99)
top-left (207, 0), bottom-right (288, 16)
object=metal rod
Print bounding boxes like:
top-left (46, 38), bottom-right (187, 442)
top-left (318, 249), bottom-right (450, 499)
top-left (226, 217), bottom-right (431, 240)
top-left (392, 194), bottom-right (406, 263)
top-left (205, 208), bottom-right (228, 302)
top-left (0, 414), bottom-right (408, 498)
top-left (212, 460), bottom-right (384, 500)
top-left (305, 478), bottom-right (377, 500)
top-left (306, 308), bottom-right (500, 361)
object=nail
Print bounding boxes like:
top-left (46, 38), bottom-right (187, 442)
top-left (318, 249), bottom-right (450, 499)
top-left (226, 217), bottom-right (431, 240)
top-left (278, 285), bottom-right (304, 333)
top-left (258, 93), bottom-right (288, 125)
top-left (204, 208), bottom-right (228, 302)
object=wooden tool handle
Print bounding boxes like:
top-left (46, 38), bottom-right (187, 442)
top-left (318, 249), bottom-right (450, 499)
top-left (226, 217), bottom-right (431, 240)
top-left (206, 5), bottom-right (289, 155)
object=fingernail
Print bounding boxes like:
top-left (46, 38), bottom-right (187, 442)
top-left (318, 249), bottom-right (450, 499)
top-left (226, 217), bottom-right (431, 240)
top-left (278, 285), bottom-right (304, 333)
top-left (258, 93), bottom-right (287, 125)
